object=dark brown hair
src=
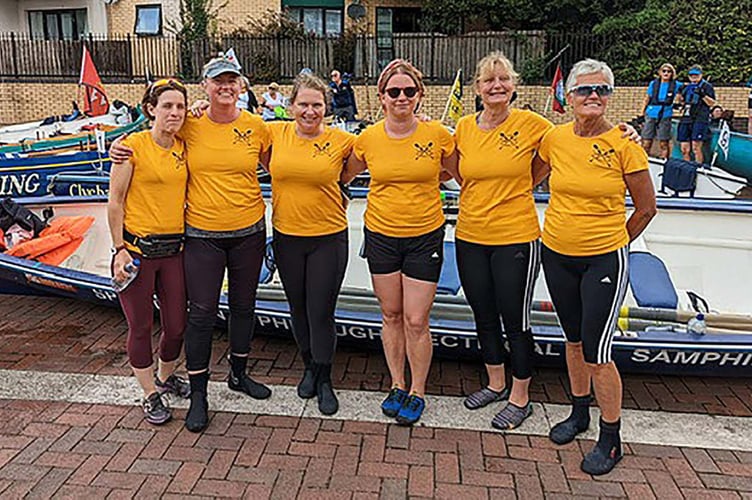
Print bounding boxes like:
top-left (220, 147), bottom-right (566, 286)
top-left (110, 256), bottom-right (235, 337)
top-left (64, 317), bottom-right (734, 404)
top-left (141, 79), bottom-right (188, 120)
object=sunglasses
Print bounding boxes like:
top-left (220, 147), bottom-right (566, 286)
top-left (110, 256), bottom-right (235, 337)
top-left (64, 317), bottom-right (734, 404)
top-left (150, 78), bottom-right (186, 95)
top-left (569, 84), bottom-right (613, 97)
top-left (384, 86), bottom-right (419, 99)
top-left (661, 69), bottom-right (673, 73)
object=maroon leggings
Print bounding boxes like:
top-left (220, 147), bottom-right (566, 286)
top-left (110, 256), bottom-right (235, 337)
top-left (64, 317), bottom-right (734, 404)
top-left (118, 252), bottom-right (187, 369)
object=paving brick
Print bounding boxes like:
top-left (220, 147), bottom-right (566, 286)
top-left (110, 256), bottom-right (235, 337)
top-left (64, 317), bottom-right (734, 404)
top-left (343, 421), bottom-right (387, 435)
top-left (227, 465), bottom-right (278, 484)
top-left (434, 482), bottom-right (489, 500)
top-left (384, 448), bottom-right (433, 466)
top-left (682, 488), bottom-right (745, 499)
top-left (105, 442), bottom-right (144, 472)
top-left (288, 441), bottom-right (337, 459)
top-left (329, 474), bottom-right (382, 493)
top-left (235, 438), bottom-right (267, 467)
top-left (72, 440), bottom-right (121, 456)
top-left (203, 450), bottom-right (238, 480)
top-left (36, 451), bottom-right (88, 469)
top-left (52, 484), bottom-right (112, 499)
top-left (292, 418), bottom-right (320, 442)
top-left (435, 452), bottom-right (459, 483)
top-left (271, 470), bottom-right (304, 500)
top-left (26, 467), bottom-right (73, 499)
top-left (243, 483), bottom-right (273, 499)
top-left (140, 426), bottom-right (179, 459)
top-left (193, 478), bottom-right (247, 498)
top-left (537, 463), bottom-right (569, 493)
top-left (316, 430), bottom-right (362, 447)
top-left (569, 479), bottom-right (625, 497)
top-left (135, 474), bottom-right (171, 498)
top-left (386, 425), bottom-right (410, 450)
top-left (701, 473), bottom-right (752, 492)
top-left (128, 458), bottom-right (182, 476)
top-left (68, 455), bottom-right (112, 485)
top-left (0, 462), bottom-right (50, 482)
top-left (514, 474), bottom-right (544, 500)
top-left (54, 412), bottom-right (102, 427)
top-left (333, 445), bottom-right (360, 477)
top-left (49, 427), bottom-right (90, 453)
top-left (486, 457), bottom-right (538, 476)
top-left (663, 456), bottom-right (704, 487)
top-left (196, 434), bottom-right (244, 451)
top-left (163, 445), bottom-right (214, 463)
top-left (91, 471), bottom-right (147, 489)
top-left (258, 453), bottom-right (310, 471)
top-left (167, 462), bottom-right (205, 494)
top-left (302, 457), bottom-right (333, 489)
top-left (644, 470), bottom-right (683, 498)
top-left (10, 437), bottom-right (54, 464)
top-left (0, 435), bottom-right (34, 449)
top-left (358, 461), bottom-right (409, 479)
top-left (623, 482), bottom-right (656, 499)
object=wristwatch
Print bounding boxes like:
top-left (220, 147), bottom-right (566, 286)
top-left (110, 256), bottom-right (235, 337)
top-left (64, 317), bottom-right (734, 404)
top-left (110, 245), bottom-right (126, 256)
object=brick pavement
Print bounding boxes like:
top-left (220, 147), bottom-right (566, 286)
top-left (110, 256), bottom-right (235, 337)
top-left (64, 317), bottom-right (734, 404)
top-left (1, 399), bottom-right (752, 499)
top-left (0, 295), bottom-right (750, 418)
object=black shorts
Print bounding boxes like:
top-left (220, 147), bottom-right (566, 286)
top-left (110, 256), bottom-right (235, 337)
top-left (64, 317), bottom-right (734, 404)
top-left (363, 226), bottom-right (444, 283)
top-left (541, 245), bottom-right (629, 364)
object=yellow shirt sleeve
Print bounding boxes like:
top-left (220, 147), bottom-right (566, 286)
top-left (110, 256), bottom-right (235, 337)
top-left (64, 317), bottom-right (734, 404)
top-left (620, 139), bottom-right (649, 175)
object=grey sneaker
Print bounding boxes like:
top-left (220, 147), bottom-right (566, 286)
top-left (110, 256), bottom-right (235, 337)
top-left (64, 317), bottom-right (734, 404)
top-left (463, 386), bottom-right (510, 410)
top-left (155, 374), bottom-right (191, 399)
top-left (143, 392), bottom-right (171, 425)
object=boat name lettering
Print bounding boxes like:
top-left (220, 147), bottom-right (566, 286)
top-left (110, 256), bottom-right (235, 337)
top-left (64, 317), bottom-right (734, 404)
top-left (92, 287), bottom-right (118, 302)
top-left (0, 173), bottom-right (41, 196)
top-left (68, 184), bottom-right (109, 197)
top-left (24, 273), bottom-right (77, 293)
top-left (631, 349), bottom-right (752, 366)
top-left (535, 342), bottom-right (561, 357)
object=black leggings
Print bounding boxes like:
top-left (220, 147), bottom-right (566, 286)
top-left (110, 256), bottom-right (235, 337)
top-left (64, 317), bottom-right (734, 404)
top-left (456, 238), bottom-right (540, 379)
top-left (541, 244), bottom-right (629, 365)
top-left (274, 229), bottom-right (348, 364)
top-left (183, 231), bottom-right (265, 372)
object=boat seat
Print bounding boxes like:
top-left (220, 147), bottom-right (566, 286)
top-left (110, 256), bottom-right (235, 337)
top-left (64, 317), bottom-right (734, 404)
top-left (259, 236), bottom-right (276, 284)
top-left (660, 158), bottom-right (698, 197)
top-left (628, 251), bottom-right (678, 309)
top-left (437, 240), bottom-right (461, 295)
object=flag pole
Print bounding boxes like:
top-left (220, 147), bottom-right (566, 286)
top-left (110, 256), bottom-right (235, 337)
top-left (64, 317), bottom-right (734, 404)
top-left (441, 69), bottom-right (460, 123)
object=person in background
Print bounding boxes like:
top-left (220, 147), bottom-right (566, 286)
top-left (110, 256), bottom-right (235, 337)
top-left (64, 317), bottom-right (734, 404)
top-left (536, 59), bottom-right (657, 475)
top-left (342, 59), bottom-right (457, 426)
top-left (677, 65), bottom-right (716, 164)
top-left (238, 76), bottom-right (260, 114)
top-left (261, 82), bottom-right (287, 121)
top-left (264, 73), bottom-right (354, 415)
top-left (107, 78), bottom-right (191, 425)
top-left (640, 63), bottom-right (681, 159)
top-left (330, 70), bottom-right (358, 121)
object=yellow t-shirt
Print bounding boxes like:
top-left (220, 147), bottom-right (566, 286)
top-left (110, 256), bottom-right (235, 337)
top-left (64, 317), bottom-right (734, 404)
top-left (120, 131), bottom-right (187, 253)
top-left (455, 109), bottom-right (553, 245)
top-left (269, 122), bottom-right (354, 236)
top-left (538, 123), bottom-right (649, 256)
top-left (180, 111), bottom-right (270, 231)
top-left (353, 120), bottom-right (455, 237)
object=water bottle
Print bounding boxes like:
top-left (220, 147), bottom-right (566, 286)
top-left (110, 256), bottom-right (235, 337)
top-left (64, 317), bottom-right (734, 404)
top-left (112, 258), bottom-right (141, 293)
top-left (687, 313), bottom-right (707, 335)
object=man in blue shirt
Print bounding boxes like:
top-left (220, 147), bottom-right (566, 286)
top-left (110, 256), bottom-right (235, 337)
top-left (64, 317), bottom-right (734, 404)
top-left (677, 65), bottom-right (717, 164)
top-left (641, 63), bottom-right (682, 159)
top-left (330, 70), bottom-right (358, 122)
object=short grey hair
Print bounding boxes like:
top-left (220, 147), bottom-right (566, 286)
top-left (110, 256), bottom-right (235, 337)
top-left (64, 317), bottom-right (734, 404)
top-left (565, 58), bottom-right (614, 92)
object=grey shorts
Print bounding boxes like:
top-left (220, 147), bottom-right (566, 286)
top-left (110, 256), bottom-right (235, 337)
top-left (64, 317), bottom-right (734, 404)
top-left (641, 117), bottom-right (672, 141)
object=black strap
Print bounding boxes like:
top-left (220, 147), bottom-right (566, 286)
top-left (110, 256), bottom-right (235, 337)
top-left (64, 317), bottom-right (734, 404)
top-left (123, 229), bottom-right (140, 246)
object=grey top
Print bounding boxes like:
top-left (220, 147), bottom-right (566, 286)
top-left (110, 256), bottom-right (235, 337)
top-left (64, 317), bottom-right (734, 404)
top-left (185, 217), bottom-right (265, 239)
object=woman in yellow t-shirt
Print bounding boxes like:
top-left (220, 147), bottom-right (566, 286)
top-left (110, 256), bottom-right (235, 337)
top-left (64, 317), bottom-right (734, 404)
top-left (537, 59), bottom-right (657, 475)
top-left (265, 73), bottom-right (354, 416)
top-left (453, 52), bottom-right (552, 430)
top-left (111, 56), bottom-right (273, 433)
top-left (343, 59), bottom-right (457, 426)
top-left (107, 79), bottom-right (190, 426)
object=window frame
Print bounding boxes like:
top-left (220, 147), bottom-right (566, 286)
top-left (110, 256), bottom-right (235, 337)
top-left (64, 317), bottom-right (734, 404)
top-left (287, 6), bottom-right (343, 36)
top-left (27, 8), bottom-right (87, 40)
top-left (134, 4), bottom-right (163, 37)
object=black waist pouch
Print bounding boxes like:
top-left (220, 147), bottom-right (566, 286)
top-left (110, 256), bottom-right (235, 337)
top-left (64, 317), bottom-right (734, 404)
top-left (124, 230), bottom-right (184, 259)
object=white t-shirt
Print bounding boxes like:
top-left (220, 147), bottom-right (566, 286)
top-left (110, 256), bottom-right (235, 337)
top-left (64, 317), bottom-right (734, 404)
top-left (261, 91), bottom-right (286, 121)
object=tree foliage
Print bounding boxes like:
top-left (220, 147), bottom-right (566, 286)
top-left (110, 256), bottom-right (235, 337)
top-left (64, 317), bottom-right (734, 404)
top-left (170, 0), bottom-right (226, 79)
top-left (594, 0), bottom-right (752, 83)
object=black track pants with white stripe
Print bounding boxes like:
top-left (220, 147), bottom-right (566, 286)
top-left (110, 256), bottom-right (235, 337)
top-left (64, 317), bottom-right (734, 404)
top-left (456, 238), bottom-right (540, 378)
top-left (541, 244), bottom-right (629, 365)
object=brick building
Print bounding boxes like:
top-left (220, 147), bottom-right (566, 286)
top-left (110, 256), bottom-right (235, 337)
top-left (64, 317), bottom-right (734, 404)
top-left (0, 0), bottom-right (423, 37)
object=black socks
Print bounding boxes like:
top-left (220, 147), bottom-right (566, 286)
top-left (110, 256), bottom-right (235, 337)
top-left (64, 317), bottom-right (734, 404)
top-left (315, 363), bottom-right (338, 415)
top-left (185, 371), bottom-right (209, 433)
top-left (549, 394), bottom-right (592, 444)
top-left (581, 418), bottom-right (623, 475)
top-left (227, 354), bottom-right (272, 400)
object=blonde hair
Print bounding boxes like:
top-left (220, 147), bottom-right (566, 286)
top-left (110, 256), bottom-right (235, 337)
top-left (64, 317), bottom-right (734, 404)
top-left (290, 72), bottom-right (331, 108)
top-left (474, 51), bottom-right (519, 90)
top-left (658, 63), bottom-right (676, 78)
top-left (376, 59), bottom-right (425, 96)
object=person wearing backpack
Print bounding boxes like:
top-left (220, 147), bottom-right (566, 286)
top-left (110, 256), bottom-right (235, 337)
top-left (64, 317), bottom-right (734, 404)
top-left (640, 63), bottom-right (682, 159)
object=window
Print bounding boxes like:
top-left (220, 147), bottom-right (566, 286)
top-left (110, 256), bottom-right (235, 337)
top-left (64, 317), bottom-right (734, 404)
top-left (392, 8), bottom-right (422, 33)
top-left (286, 7), bottom-right (343, 35)
top-left (28, 9), bottom-right (87, 40)
top-left (134, 5), bottom-right (162, 36)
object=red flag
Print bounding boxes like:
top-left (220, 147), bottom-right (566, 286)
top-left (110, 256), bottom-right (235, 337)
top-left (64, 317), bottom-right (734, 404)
top-left (79, 46), bottom-right (109, 116)
top-left (551, 62), bottom-right (566, 114)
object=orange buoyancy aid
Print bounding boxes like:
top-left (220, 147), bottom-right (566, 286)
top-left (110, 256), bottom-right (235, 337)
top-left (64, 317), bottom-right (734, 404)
top-left (6, 215), bottom-right (95, 266)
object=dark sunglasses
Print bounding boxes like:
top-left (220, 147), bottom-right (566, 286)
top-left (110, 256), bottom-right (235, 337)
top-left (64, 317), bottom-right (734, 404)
top-left (569, 84), bottom-right (613, 97)
top-left (384, 86), bottom-right (419, 99)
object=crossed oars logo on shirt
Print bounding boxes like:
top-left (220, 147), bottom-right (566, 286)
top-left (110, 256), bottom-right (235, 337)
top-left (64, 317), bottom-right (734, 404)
top-left (171, 151), bottom-right (187, 170)
top-left (498, 131), bottom-right (520, 149)
top-left (414, 142), bottom-right (434, 160)
top-left (313, 142), bottom-right (333, 157)
top-left (233, 128), bottom-right (254, 146)
top-left (589, 144), bottom-right (616, 168)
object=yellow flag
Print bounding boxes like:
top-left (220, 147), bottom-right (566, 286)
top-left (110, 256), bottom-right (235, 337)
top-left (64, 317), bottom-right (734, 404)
top-left (447, 69), bottom-right (463, 123)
